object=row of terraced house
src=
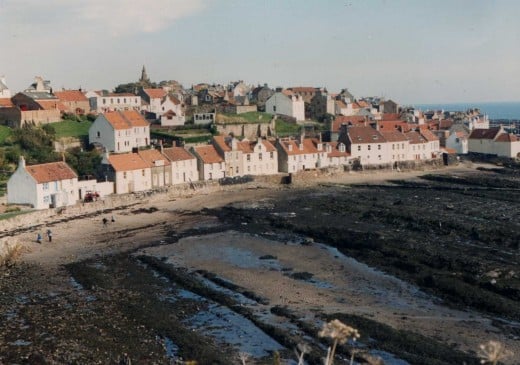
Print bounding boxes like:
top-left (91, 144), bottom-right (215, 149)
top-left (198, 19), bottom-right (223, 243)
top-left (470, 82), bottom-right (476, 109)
top-left (7, 109), bottom-right (444, 210)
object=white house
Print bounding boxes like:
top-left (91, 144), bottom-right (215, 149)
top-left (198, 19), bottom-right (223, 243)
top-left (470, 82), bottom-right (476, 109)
top-left (141, 88), bottom-right (185, 126)
top-left (190, 145), bottom-right (226, 181)
top-left (446, 130), bottom-right (469, 154)
top-left (89, 110), bottom-right (150, 153)
top-left (86, 91), bottom-right (142, 113)
top-left (7, 157), bottom-right (78, 210)
top-left (341, 126), bottom-right (391, 166)
top-left (101, 152), bottom-right (152, 194)
top-left (161, 146), bottom-right (199, 185)
top-left (276, 136), bottom-right (320, 173)
top-left (380, 130), bottom-right (410, 163)
top-left (265, 92), bottom-right (305, 121)
top-left (212, 135), bottom-right (278, 177)
top-left (468, 126), bottom-right (520, 158)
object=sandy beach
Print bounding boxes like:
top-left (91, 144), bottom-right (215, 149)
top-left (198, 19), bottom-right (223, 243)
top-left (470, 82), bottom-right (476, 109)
top-left (2, 164), bottom-right (519, 364)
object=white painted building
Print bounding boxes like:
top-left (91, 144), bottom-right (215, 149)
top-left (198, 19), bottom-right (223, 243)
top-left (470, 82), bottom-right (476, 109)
top-left (446, 130), bottom-right (469, 154)
top-left (101, 152), bottom-right (152, 194)
top-left (7, 157), bottom-right (78, 210)
top-left (162, 147), bottom-right (199, 185)
top-left (265, 92), bottom-right (305, 121)
top-left (342, 126), bottom-right (391, 165)
top-left (212, 136), bottom-right (278, 177)
top-left (190, 145), bottom-right (226, 181)
top-left (468, 127), bottom-right (520, 158)
top-left (89, 110), bottom-right (150, 153)
top-left (276, 136), bottom-right (320, 173)
top-left (141, 88), bottom-right (185, 126)
top-left (86, 91), bottom-right (142, 113)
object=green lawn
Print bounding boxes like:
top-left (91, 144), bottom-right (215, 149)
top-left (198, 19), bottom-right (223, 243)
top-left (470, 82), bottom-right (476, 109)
top-left (0, 125), bottom-right (12, 145)
top-left (52, 120), bottom-right (92, 139)
top-left (275, 119), bottom-right (301, 135)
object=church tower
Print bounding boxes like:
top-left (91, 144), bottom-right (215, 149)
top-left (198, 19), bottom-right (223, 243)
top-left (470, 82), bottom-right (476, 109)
top-left (140, 65), bottom-right (150, 84)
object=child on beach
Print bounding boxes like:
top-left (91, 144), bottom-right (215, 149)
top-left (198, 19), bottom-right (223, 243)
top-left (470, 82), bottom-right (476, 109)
top-left (36, 233), bottom-right (42, 244)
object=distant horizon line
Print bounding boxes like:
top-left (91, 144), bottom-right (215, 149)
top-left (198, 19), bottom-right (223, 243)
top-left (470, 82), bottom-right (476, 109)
top-left (407, 100), bottom-right (520, 106)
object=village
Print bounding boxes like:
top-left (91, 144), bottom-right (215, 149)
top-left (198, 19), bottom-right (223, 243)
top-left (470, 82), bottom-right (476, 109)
top-left (0, 68), bottom-right (519, 211)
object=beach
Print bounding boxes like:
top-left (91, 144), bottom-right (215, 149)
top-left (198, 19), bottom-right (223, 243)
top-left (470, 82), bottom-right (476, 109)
top-left (1, 164), bottom-right (519, 364)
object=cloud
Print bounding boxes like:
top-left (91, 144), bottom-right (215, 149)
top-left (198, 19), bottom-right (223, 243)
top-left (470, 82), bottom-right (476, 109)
top-left (80, 0), bottom-right (207, 36)
top-left (0, 0), bottom-right (207, 37)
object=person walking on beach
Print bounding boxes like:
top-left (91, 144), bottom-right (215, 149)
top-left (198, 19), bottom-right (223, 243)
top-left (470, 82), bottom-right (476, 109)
top-left (47, 229), bottom-right (52, 242)
top-left (102, 217), bottom-right (108, 226)
top-left (36, 233), bottom-right (42, 244)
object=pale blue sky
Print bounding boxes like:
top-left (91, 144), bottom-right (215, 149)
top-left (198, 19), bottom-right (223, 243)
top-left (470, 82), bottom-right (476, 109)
top-left (1, 0), bottom-right (519, 104)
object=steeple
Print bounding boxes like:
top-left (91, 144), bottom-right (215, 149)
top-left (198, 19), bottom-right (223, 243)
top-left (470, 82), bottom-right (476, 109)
top-left (140, 65), bottom-right (150, 83)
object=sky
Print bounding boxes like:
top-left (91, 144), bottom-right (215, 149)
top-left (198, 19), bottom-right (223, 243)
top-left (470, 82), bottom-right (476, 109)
top-left (1, 0), bottom-right (519, 104)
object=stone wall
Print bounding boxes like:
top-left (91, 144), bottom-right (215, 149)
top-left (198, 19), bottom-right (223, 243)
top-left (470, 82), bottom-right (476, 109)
top-left (216, 119), bottom-right (275, 139)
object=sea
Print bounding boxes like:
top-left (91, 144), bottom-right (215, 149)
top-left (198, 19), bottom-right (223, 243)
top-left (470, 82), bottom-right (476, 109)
top-left (412, 101), bottom-right (520, 121)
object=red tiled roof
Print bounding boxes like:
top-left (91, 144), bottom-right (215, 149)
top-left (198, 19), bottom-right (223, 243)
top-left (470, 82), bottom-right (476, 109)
top-left (26, 161), bottom-right (77, 183)
top-left (468, 127), bottom-right (501, 140)
top-left (53, 90), bottom-right (88, 102)
top-left (335, 100), bottom-right (347, 109)
top-left (348, 126), bottom-right (386, 144)
top-left (380, 130), bottom-right (408, 142)
top-left (326, 142), bottom-right (350, 158)
top-left (419, 128), bottom-right (439, 142)
top-left (143, 88), bottom-right (167, 99)
top-left (279, 138), bottom-right (319, 155)
top-left (260, 139), bottom-right (276, 152)
top-left (332, 116), bottom-right (367, 132)
top-left (108, 153), bottom-right (149, 171)
top-left (162, 147), bottom-right (196, 162)
top-left (288, 87), bottom-right (317, 93)
top-left (405, 130), bottom-right (427, 144)
top-left (193, 145), bottom-right (224, 164)
top-left (381, 113), bottom-right (400, 121)
top-left (103, 110), bottom-right (149, 130)
top-left (439, 119), bottom-right (454, 129)
top-left (0, 98), bottom-right (13, 107)
top-left (495, 133), bottom-right (519, 142)
top-left (36, 100), bottom-right (67, 111)
top-left (376, 121), bottom-right (411, 132)
top-left (138, 149), bottom-right (170, 166)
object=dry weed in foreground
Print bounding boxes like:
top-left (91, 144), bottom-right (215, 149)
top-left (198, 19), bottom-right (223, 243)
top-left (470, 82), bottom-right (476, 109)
top-left (0, 241), bottom-right (23, 267)
top-left (295, 342), bottom-right (311, 365)
top-left (319, 319), bottom-right (360, 365)
top-left (478, 340), bottom-right (514, 365)
top-left (238, 352), bottom-right (250, 365)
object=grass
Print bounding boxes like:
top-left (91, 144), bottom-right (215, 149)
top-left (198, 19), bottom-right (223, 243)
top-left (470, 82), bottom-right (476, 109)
top-left (0, 125), bottom-right (12, 145)
top-left (52, 120), bottom-right (92, 139)
top-left (216, 112), bottom-right (273, 124)
top-left (0, 209), bottom-right (32, 221)
top-left (275, 119), bottom-right (301, 135)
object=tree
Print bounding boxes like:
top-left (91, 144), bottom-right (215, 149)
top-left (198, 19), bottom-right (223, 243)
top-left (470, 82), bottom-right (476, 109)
top-left (65, 147), bottom-right (102, 179)
top-left (7, 125), bottom-right (59, 164)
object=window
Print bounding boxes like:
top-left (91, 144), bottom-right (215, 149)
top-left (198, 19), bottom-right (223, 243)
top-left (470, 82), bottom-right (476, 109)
top-left (378, 155), bottom-right (381, 160)
top-left (43, 183), bottom-right (49, 190)
top-left (392, 144), bottom-right (395, 150)
top-left (368, 145), bottom-right (371, 151)
top-left (142, 170), bottom-right (145, 176)
top-left (103, 98), bottom-right (106, 105)
top-left (247, 154), bottom-right (251, 161)
top-left (117, 98), bottom-right (120, 103)
top-left (357, 146), bottom-right (361, 151)
top-left (378, 144), bottom-right (381, 150)
top-left (259, 153), bottom-right (262, 161)
top-left (96, 131), bottom-right (100, 138)
top-left (235, 166), bottom-right (239, 173)
top-left (273, 106), bottom-right (276, 112)
top-left (270, 152), bottom-right (274, 159)
top-left (123, 172), bottom-right (127, 179)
